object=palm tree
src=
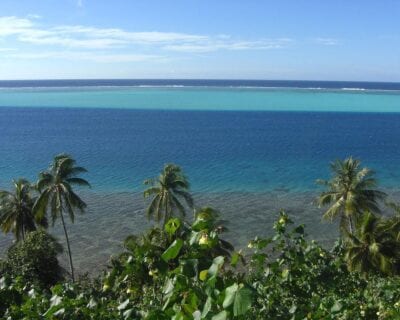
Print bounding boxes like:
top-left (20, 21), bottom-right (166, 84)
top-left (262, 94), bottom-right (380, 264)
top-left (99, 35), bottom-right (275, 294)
top-left (0, 179), bottom-right (47, 241)
top-left (316, 157), bottom-right (386, 235)
top-left (144, 164), bottom-right (193, 226)
top-left (384, 201), bottom-right (400, 241)
top-left (33, 154), bottom-right (90, 282)
top-left (345, 211), bottom-right (400, 276)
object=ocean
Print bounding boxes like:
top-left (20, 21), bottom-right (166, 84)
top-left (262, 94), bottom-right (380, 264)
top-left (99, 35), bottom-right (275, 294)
top-left (1, 79), bottom-right (400, 273)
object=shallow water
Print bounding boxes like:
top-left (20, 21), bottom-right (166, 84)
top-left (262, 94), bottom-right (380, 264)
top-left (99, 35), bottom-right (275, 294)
top-left (0, 190), bottom-right (341, 274)
top-left (1, 190), bottom-right (400, 274)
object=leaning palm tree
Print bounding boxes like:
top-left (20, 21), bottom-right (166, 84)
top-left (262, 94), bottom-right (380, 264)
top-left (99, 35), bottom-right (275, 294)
top-left (345, 211), bottom-right (400, 276)
top-left (144, 164), bottom-right (193, 226)
top-left (33, 154), bottom-right (90, 282)
top-left (0, 179), bottom-right (47, 241)
top-left (316, 157), bottom-right (386, 235)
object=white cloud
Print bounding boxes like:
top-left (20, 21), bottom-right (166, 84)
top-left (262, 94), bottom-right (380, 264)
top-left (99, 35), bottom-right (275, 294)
top-left (163, 39), bottom-right (292, 53)
top-left (0, 15), bottom-right (294, 63)
top-left (0, 16), bottom-right (293, 51)
top-left (77, 0), bottom-right (83, 8)
top-left (6, 51), bottom-right (162, 63)
top-left (0, 16), bottom-right (34, 37)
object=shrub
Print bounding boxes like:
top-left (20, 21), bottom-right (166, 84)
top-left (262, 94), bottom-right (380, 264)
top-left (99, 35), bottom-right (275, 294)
top-left (0, 230), bottom-right (64, 288)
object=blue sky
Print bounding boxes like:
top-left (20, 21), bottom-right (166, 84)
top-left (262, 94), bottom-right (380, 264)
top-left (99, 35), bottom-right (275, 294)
top-left (0, 0), bottom-right (399, 81)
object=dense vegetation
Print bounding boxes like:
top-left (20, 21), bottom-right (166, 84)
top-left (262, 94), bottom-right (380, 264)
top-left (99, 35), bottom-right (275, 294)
top-left (1, 155), bottom-right (400, 319)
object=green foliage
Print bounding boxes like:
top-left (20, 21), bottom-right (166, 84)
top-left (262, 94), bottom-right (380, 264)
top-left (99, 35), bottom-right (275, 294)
top-left (0, 230), bottom-right (64, 288)
top-left (1, 212), bottom-right (400, 319)
top-left (2, 157), bottom-right (400, 319)
top-left (246, 211), bottom-right (400, 319)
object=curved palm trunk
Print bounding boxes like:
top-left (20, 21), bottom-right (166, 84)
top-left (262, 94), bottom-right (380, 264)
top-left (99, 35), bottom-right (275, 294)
top-left (60, 211), bottom-right (75, 282)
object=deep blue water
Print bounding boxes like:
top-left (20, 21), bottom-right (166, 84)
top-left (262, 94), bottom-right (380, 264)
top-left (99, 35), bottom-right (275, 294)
top-left (1, 79), bottom-right (400, 90)
top-left (1, 107), bottom-right (400, 193)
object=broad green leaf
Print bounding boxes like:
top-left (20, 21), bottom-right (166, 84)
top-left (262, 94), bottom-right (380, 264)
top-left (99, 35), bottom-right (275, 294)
top-left (0, 277), bottom-right (6, 290)
top-left (87, 298), bottom-right (97, 309)
top-left (165, 218), bottom-right (181, 236)
top-left (331, 301), bottom-right (343, 313)
top-left (53, 308), bottom-right (65, 316)
top-left (183, 303), bottom-right (195, 315)
top-left (50, 295), bottom-right (62, 307)
top-left (282, 268), bottom-right (289, 279)
top-left (123, 308), bottom-right (134, 319)
top-left (192, 217), bottom-right (210, 231)
top-left (223, 283), bottom-right (238, 308)
top-left (208, 256), bottom-right (224, 277)
top-left (193, 310), bottom-right (201, 320)
top-left (233, 286), bottom-right (253, 316)
top-left (117, 299), bottom-right (130, 311)
top-left (161, 239), bottom-right (183, 262)
top-left (212, 310), bottom-right (228, 320)
top-left (199, 270), bottom-right (208, 281)
top-left (163, 278), bottom-right (175, 302)
top-left (201, 297), bottom-right (212, 318)
top-left (189, 231), bottom-right (200, 245)
top-left (231, 252), bottom-right (239, 267)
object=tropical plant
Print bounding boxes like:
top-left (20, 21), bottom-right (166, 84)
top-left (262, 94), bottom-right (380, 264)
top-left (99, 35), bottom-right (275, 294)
top-left (33, 154), bottom-right (90, 282)
top-left (0, 230), bottom-right (64, 288)
top-left (144, 164), bottom-right (193, 226)
top-left (316, 157), bottom-right (386, 235)
top-left (384, 201), bottom-right (400, 242)
top-left (1, 211), bottom-right (400, 319)
top-left (0, 179), bottom-right (47, 241)
top-left (344, 211), bottom-right (400, 276)
top-left (191, 207), bottom-right (234, 258)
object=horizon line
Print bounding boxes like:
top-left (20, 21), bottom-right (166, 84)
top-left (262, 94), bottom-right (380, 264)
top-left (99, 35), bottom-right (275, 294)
top-left (0, 78), bottom-right (400, 84)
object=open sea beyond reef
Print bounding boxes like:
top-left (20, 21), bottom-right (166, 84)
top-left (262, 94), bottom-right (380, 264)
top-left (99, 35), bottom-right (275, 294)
top-left (1, 79), bottom-right (400, 273)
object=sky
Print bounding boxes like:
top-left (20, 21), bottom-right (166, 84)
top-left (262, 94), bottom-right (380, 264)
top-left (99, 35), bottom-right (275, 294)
top-left (0, 0), bottom-right (399, 81)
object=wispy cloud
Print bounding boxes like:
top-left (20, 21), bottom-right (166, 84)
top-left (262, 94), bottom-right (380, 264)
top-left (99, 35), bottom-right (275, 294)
top-left (0, 16), bottom-right (292, 49)
top-left (0, 16), bottom-right (294, 62)
top-left (0, 16), bottom-right (34, 37)
top-left (314, 38), bottom-right (340, 46)
top-left (163, 38), bottom-right (293, 53)
top-left (77, 0), bottom-right (83, 8)
top-left (6, 51), bottom-right (162, 63)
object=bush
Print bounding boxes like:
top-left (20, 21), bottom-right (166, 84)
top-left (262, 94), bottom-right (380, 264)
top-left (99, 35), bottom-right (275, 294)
top-left (1, 212), bottom-right (400, 319)
top-left (0, 230), bottom-right (64, 288)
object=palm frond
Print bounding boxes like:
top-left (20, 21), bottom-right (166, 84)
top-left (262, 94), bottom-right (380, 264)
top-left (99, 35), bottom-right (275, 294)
top-left (65, 177), bottom-right (91, 188)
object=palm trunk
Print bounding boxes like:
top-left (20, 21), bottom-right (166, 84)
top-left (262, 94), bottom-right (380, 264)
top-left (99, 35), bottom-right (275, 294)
top-left (164, 199), bottom-right (169, 226)
top-left (343, 194), bottom-right (354, 235)
top-left (60, 212), bottom-right (75, 282)
top-left (21, 221), bottom-right (25, 241)
top-left (348, 216), bottom-right (354, 235)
